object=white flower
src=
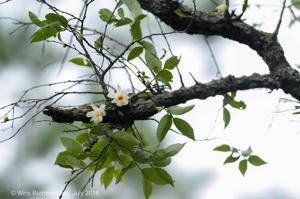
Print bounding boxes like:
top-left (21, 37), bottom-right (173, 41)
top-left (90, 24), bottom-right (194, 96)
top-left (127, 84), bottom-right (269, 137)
top-left (215, 4), bottom-right (228, 13)
top-left (86, 104), bottom-right (106, 124)
top-left (108, 85), bottom-right (129, 107)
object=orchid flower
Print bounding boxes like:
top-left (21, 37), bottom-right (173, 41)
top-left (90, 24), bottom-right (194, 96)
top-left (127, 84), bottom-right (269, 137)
top-left (86, 104), bottom-right (106, 124)
top-left (108, 85), bottom-right (129, 107)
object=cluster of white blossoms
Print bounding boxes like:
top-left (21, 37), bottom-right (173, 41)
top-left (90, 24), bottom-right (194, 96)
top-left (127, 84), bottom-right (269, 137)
top-left (86, 85), bottom-right (129, 124)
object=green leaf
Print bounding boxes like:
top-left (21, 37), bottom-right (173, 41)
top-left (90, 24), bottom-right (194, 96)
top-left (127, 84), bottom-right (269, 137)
top-left (155, 70), bottom-right (173, 84)
top-left (248, 155), bottom-right (267, 166)
top-left (60, 137), bottom-right (83, 157)
top-left (115, 18), bottom-right (132, 27)
top-left (167, 105), bottom-right (194, 115)
top-left (112, 131), bottom-right (140, 147)
top-left (292, 0), bottom-right (300, 9)
top-left (164, 56), bottom-right (180, 70)
top-left (69, 57), bottom-right (91, 67)
top-left (223, 107), bottom-right (231, 128)
top-left (130, 14), bottom-right (146, 40)
top-left (90, 140), bottom-right (109, 155)
top-left (164, 143), bottom-right (185, 157)
top-left (224, 155), bottom-right (240, 165)
top-left (152, 157), bottom-right (172, 167)
top-left (239, 159), bottom-right (248, 176)
top-left (69, 57), bottom-right (85, 66)
top-left (242, 0), bottom-right (249, 12)
top-left (142, 168), bottom-right (174, 186)
top-left (118, 7), bottom-right (125, 18)
top-left (94, 37), bottom-right (103, 50)
top-left (121, 0), bottom-right (142, 17)
top-left (127, 46), bottom-right (143, 60)
top-left (99, 8), bottom-right (117, 23)
top-left (90, 124), bottom-right (112, 135)
top-left (213, 144), bottom-right (231, 152)
top-left (45, 13), bottom-right (68, 28)
top-left (145, 50), bottom-right (162, 72)
top-left (28, 11), bottom-right (44, 27)
top-left (76, 133), bottom-right (90, 144)
top-left (156, 114), bottom-right (172, 142)
top-left (143, 177), bottom-right (152, 199)
top-left (55, 151), bottom-right (86, 169)
top-left (134, 150), bottom-right (151, 163)
top-left (100, 167), bottom-right (114, 189)
top-left (229, 100), bottom-right (247, 110)
top-left (30, 27), bottom-right (57, 43)
top-left (173, 118), bottom-right (195, 140)
top-left (116, 162), bottom-right (135, 184)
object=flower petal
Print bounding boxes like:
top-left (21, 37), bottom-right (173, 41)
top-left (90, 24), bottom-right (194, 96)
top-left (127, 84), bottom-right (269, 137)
top-left (86, 111), bottom-right (95, 117)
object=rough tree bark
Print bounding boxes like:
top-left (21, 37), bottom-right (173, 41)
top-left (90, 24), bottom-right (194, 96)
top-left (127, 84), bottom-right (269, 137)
top-left (43, 0), bottom-right (300, 125)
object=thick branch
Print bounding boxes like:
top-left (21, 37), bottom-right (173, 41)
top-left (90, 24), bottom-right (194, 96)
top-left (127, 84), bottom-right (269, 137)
top-left (44, 73), bottom-right (283, 124)
top-left (138, 0), bottom-right (289, 73)
top-left (43, 0), bottom-right (300, 125)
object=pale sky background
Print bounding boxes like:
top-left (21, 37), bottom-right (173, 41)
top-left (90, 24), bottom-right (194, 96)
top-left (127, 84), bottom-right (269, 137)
top-left (1, 0), bottom-right (300, 199)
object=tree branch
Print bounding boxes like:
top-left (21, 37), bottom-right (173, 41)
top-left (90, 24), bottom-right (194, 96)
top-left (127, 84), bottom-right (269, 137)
top-left (43, 0), bottom-right (300, 125)
top-left (43, 73), bottom-right (287, 124)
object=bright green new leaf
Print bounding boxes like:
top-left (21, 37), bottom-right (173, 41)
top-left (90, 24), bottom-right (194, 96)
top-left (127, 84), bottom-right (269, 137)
top-left (239, 159), bottom-right (248, 176)
top-left (69, 57), bottom-right (91, 67)
top-left (164, 56), bottom-right (180, 70)
top-left (111, 131), bottom-right (140, 147)
top-left (121, 0), bottom-right (142, 17)
top-left (142, 167), bottom-right (174, 186)
top-left (223, 107), bottom-right (231, 128)
top-left (164, 143), bottom-right (185, 157)
top-left (69, 57), bottom-right (85, 66)
top-left (173, 118), bottom-right (195, 140)
top-left (100, 167), bottom-right (114, 189)
top-left (127, 46), bottom-right (143, 60)
top-left (143, 177), bottom-right (152, 199)
top-left (60, 137), bottom-right (83, 157)
top-left (28, 11), bottom-right (44, 27)
top-left (213, 144), bottom-right (231, 152)
top-left (156, 114), bottom-right (172, 142)
top-left (167, 105), bottom-right (194, 115)
top-left (248, 155), bottom-right (267, 166)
